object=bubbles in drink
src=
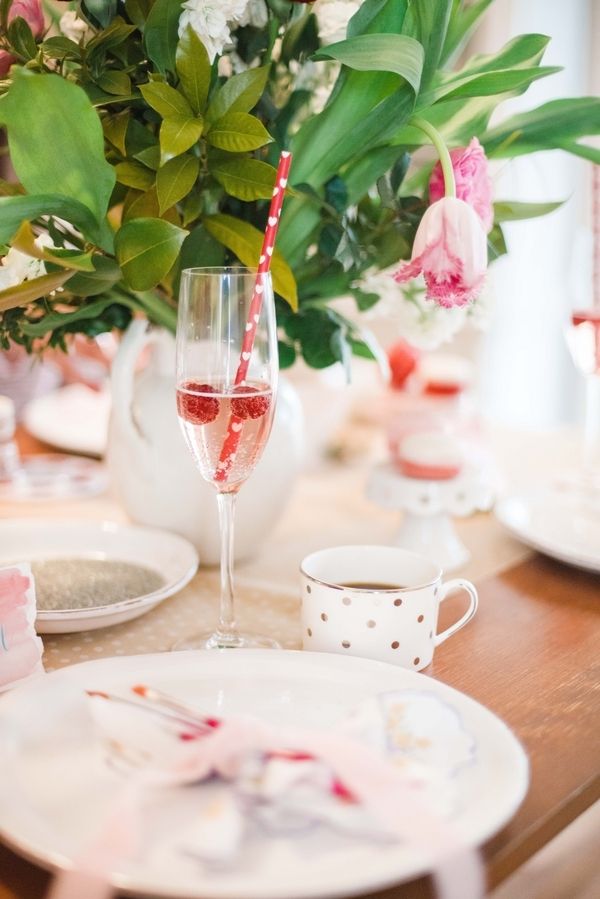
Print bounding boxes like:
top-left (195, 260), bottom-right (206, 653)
top-left (177, 381), bottom-right (274, 492)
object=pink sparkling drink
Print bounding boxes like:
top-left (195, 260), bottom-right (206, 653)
top-left (176, 380), bottom-right (274, 493)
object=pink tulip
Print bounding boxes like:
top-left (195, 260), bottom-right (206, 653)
top-left (429, 138), bottom-right (494, 233)
top-left (0, 0), bottom-right (44, 77)
top-left (8, 0), bottom-right (44, 36)
top-left (0, 50), bottom-right (13, 76)
top-left (394, 197), bottom-right (487, 308)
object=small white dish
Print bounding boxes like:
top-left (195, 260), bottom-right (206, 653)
top-left (0, 650), bottom-right (528, 899)
top-left (0, 519), bottom-right (199, 633)
top-left (23, 384), bottom-right (110, 457)
top-left (495, 488), bottom-right (600, 574)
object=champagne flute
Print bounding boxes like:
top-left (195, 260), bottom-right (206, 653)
top-left (564, 164), bottom-right (600, 492)
top-left (175, 267), bottom-right (279, 649)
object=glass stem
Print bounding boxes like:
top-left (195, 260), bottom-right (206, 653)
top-left (216, 491), bottom-right (238, 642)
top-left (583, 374), bottom-right (600, 477)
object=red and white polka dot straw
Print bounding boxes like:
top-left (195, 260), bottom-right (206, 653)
top-left (215, 151), bottom-right (292, 482)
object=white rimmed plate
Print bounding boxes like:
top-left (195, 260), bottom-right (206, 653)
top-left (23, 384), bottom-right (110, 457)
top-left (495, 489), bottom-right (600, 573)
top-left (0, 519), bottom-right (198, 633)
top-left (0, 650), bottom-right (528, 899)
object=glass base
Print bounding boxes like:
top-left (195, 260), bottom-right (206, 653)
top-left (172, 630), bottom-right (281, 651)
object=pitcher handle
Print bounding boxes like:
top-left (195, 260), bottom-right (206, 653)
top-left (110, 319), bottom-right (162, 445)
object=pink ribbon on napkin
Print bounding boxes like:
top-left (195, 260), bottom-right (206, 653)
top-left (48, 712), bottom-right (485, 899)
top-left (0, 564), bottom-right (44, 691)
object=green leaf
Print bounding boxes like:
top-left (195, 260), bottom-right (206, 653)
top-left (422, 34), bottom-right (556, 105)
top-left (179, 225), bottom-right (225, 271)
top-left (82, 0), bottom-right (117, 28)
top-left (278, 339), bottom-right (296, 369)
top-left (203, 213), bottom-right (297, 309)
top-left (482, 97), bottom-right (600, 158)
top-left (144, 0), bottom-right (184, 73)
top-left (103, 112), bottom-right (130, 155)
top-left (431, 66), bottom-right (561, 103)
top-left (313, 34), bottom-right (424, 94)
top-left (122, 187), bottom-right (159, 222)
top-left (487, 223), bottom-right (507, 263)
top-left (97, 71), bottom-right (132, 96)
top-left (493, 199), bottom-right (564, 222)
top-left (85, 85), bottom-right (138, 108)
top-left (211, 158), bottom-right (277, 202)
top-left (403, 0), bottom-right (453, 92)
top-left (206, 66), bottom-right (270, 123)
top-left (207, 112), bottom-right (272, 153)
top-left (115, 218), bottom-right (188, 290)
top-left (176, 26), bottom-right (211, 114)
top-left (159, 115), bottom-right (203, 162)
top-left (0, 194), bottom-right (106, 247)
top-left (281, 11), bottom-right (319, 64)
top-left (0, 270), bottom-right (75, 313)
top-left (7, 16), bottom-right (38, 59)
top-left (0, 70), bottom-right (115, 227)
top-left (21, 295), bottom-right (131, 338)
top-left (65, 257), bottom-right (122, 297)
top-left (124, 0), bottom-right (153, 29)
top-left (343, 145), bottom-right (405, 204)
top-left (134, 145), bottom-right (161, 170)
top-left (115, 161), bottom-right (156, 190)
top-left (139, 81), bottom-right (193, 118)
top-left (351, 288), bottom-right (380, 312)
top-left (281, 89), bottom-right (414, 265)
top-left (347, 0), bottom-right (408, 38)
top-left (126, 119), bottom-right (156, 156)
top-left (441, 0), bottom-right (495, 64)
top-left (350, 336), bottom-right (377, 361)
top-left (291, 308), bottom-right (339, 369)
top-left (41, 36), bottom-right (82, 60)
top-left (156, 155), bottom-right (199, 214)
top-left (554, 140), bottom-right (600, 165)
top-left (86, 19), bottom-right (136, 56)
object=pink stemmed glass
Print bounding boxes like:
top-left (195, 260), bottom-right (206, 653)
top-left (175, 267), bottom-right (279, 649)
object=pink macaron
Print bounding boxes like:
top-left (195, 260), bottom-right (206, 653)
top-left (396, 432), bottom-right (463, 480)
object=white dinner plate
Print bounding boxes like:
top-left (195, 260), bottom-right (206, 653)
top-left (0, 519), bottom-right (198, 633)
top-left (495, 489), bottom-right (600, 573)
top-left (0, 651), bottom-right (529, 899)
top-left (23, 384), bottom-right (110, 457)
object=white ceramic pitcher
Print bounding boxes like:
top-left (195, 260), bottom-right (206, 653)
top-left (107, 320), bottom-right (305, 564)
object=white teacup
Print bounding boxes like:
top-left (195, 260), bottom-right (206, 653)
top-left (300, 545), bottom-right (478, 670)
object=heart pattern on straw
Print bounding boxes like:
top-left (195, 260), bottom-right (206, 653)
top-left (215, 151), bottom-right (293, 484)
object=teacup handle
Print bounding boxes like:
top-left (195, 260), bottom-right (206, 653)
top-left (434, 579), bottom-right (478, 647)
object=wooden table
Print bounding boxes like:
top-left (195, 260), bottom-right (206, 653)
top-left (1, 429), bottom-right (599, 899)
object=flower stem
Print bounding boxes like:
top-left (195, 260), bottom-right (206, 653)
top-left (410, 116), bottom-right (456, 199)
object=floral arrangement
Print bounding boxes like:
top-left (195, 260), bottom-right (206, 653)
top-left (0, 0), bottom-right (598, 368)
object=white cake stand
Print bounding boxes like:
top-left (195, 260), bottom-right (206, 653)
top-left (367, 463), bottom-right (495, 572)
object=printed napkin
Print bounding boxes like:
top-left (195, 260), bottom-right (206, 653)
top-left (0, 562), bottom-right (44, 691)
top-left (47, 686), bottom-right (484, 899)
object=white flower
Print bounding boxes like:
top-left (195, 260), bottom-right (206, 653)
top-left (59, 10), bottom-right (89, 43)
top-left (358, 268), bottom-right (469, 351)
top-left (0, 245), bottom-right (47, 292)
top-left (178, 0), bottom-right (248, 61)
top-left (237, 0), bottom-right (268, 29)
top-left (315, 0), bottom-right (361, 45)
